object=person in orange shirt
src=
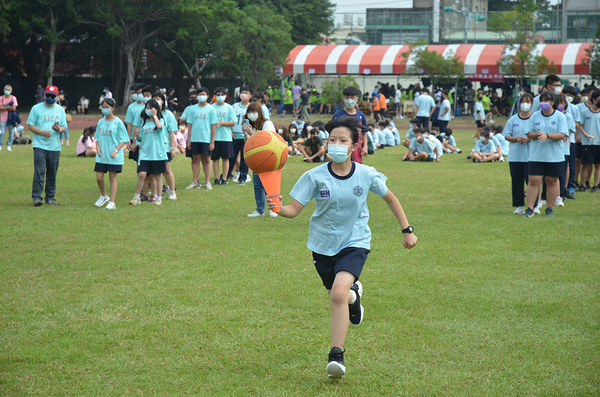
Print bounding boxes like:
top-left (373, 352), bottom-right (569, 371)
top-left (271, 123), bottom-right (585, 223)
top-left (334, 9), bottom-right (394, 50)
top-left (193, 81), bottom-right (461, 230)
top-left (379, 92), bottom-right (388, 119)
top-left (371, 93), bottom-right (381, 122)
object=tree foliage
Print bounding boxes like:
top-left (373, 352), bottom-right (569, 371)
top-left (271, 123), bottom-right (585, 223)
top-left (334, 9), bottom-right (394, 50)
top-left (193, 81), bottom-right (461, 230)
top-left (320, 75), bottom-right (359, 109)
top-left (400, 39), bottom-right (465, 88)
top-left (582, 24), bottom-right (600, 82)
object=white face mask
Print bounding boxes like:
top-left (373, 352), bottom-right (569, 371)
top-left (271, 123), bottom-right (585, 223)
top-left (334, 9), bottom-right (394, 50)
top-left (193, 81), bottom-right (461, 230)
top-left (216, 95), bottom-right (226, 103)
top-left (277, 129), bottom-right (283, 134)
top-left (520, 103), bottom-right (531, 112)
top-left (290, 128), bottom-right (296, 134)
top-left (554, 86), bottom-right (562, 95)
top-left (155, 99), bottom-right (163, 107)
top-left (582, 96), bottom-right (589, 103)
top-left (142, 96), bottom-right (151, 103)
top-left (247, 112), bottom-right (259, 122)
top-left (198, 95), bottom-right (208, 103)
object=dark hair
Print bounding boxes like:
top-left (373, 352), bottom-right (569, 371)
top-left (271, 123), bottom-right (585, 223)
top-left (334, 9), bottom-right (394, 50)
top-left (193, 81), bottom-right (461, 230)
top-left (240, 86), bottom-right (254, 95)
top-left (410, 118), bottom-right (419, 125)
top-left (378, 121), bottom-right (389, 127)
top-left (198, 87), bottom-right (210, 95)
top-left (325, 117), bottom-right (361, 144)
top-left (562, 86), bottom-right (576, 96)
top-left (214, 87), bottom-right (226, 95)
top-left (288, 123), bottom-right (298, 134)
top-left (539, 92), bottom-right (558, 109)
top-left (343, 86), bottom-right (359, 96)
top-left (141, 99), bottom-right (163, 128)
top-left (82, 125), bottom-right (96, 143)
top-left (495, 125), bottom-right (503, 133)
top-left (413, 128), bottom-right (424, 135)
top-left (243, 102), bottom-right (267, 130)
top-left (545, 74), bottom-right (561, 88)
top-left (189, 90), bottom-right (198, 96)
top-left (101, 97), bottom-right (116, 108)
top-left (482, 125), bottom-right (491, 134)
top-left (153, 91), bottom-right (167, 110)
top-left (445, 128), bottom-right (453, 136)
top-left (278, 124), bottom-right (290, 143)
top-left (520, 92), bottom-right (533, 104)
top-left (142, 85), bottom-right (154, 94)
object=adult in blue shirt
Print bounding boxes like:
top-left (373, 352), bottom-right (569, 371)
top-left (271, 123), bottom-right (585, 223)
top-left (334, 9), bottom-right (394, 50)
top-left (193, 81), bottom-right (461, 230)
top-left (413, 88), bottom-right (436, 130)
top-left (26, 85), bottom-right (67, 206)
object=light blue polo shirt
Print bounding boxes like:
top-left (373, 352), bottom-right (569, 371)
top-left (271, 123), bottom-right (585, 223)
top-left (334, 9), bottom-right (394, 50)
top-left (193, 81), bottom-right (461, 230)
top-left (384, 128), bottom-right (395, 146)
top-left (564, 111), bottom-right (574, 155)
top-left (409, 137), bottom-right (436, 157)
top-left (473, 101), bottom-right (484, 121)
top-left (405, 126), bottom-right (415, 140)
top-left (578, 104), bottom-right (600, 146)
top-left (438, 99), bottom-right (452, 121)
top-left (474, 138), bottom-right (496, 153)
top-left (525, 110), bottom-right (568, 163)
top-left (495, 134), bottom-right (510, 157)
top-left (414, 94), bottom-right (435, 117)
top-left (27, 102), bottom-right (67, 152)
top-left (212, 102), bottom-right (236, 142)
top-left (290, 162), bottom-right (388, 256)
top-left (502, 114), bottom-right (531, 162)
top-left (95, 116), bottom-right (129, 165)
top-left (187, 104), bottom-right (218, 143)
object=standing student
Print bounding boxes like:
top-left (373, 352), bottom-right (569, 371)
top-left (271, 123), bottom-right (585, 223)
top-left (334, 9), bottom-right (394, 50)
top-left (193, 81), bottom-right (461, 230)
top-left (291, 81), bottom-right (302, 117)
top-left (502, 93), bottom-right (532, 214)
top-left (531, 75), bottom-right (563, 113)
top-left (413, 88), bottom-right (435, 129)
top-left (153, 91), bottom-right (178, 200)
top-left (473, 93), bottom-right (486, 139)
top-left (132, 85), bottom-right (158, 199)
top-left (437, 91), bottom-right (452, 134)
top-left (0, 84), bottom-right (18, 151)
top-left (523, 92), bottom-right (568, 218)
top-left (378, 91), bottom-right (388, 119)
top-left (332, 86), bottom-right (368, 163)
top-left (211, 87), bottom-right (236, 185)
top-left (244, 102), bottom-right (278, 218)
top-left (556, 94), bottom-right (576, 203)
top-left (130, 99), bottom-right (167, 205)
top-left (27, 85), bottom-right (67, 206)
top-left (267, 116), bottom-right (417, 379)
top-left (300, 88), bottom-right (312, 123)
top-left (185, 87), bottom-right (218, 191)
top-left (281, 85), bottom-right (293, 118)
top-left (394, 86), bottom-right (404, 119)
top-left (94, 98), bottom-right (129, 210)
top-left (562, 86), bottom-right (581, 195)
top-left (228, 86), bottom-right (253, 184)
top-left (371, 92), bottom-right (381, 123)
top-left (574, 86), bottom-right (595, 189)
top-left (482, 91), bottom-right (493, 124)
top-left (576, 89), bottom-right (600, 192)
top-left (125, 83), bottom-right (145, 161)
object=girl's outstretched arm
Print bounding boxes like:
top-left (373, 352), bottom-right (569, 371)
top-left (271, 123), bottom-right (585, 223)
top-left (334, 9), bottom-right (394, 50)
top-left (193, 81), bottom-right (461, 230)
top-left (382, 189), bottom-right (418, 249)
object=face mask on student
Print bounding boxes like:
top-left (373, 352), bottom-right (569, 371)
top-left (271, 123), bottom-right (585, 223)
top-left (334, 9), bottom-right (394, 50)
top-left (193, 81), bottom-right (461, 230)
top-left (328, 144), bottom-right (351, 163)
top-left (558, 105), bottom-right (564, 112)
top-left (277, 129), bottom-right (283, 135)
top-left (216, 95), bottom-right (226, 103)
top-left (344, 99), bottom-right (356, 109)
top-left (290, 128), bottom-right (296, 134)
top-left (480, 136), bottom-right (486, 142)
top-left (539, 102), bottom-right (552, 111)
top-left (247, 112), bottom-right (259, 122)
top-left (520, 103), bottom-right (531, 112)
top-left (240, 94), bottom-right (249, 102)
top-left (566, 96), bottom-right (573, 103)
top-left (554, 86), bottom-right (562, 95)
top-left (198, 95), bottom-right (208, 103)
top-left (155, 99), bottom-right (163, 107)
top-left (145, 109), bottom-right (154, 117)
top-left (179, 125), bottom-right (185, 131)
top-left (142, 96), bottom-right (151, 103)
top-left (101, 108), bottom-right (112, 116)
top-left (582, 96), bottom-right (589, 103)
top-left (190, 98), bottom-right (198, 105)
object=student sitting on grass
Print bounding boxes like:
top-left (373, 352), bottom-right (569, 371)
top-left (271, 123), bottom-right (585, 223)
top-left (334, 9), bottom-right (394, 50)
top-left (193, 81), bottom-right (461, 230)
top-left (301, 127), bottom-right (326, 163)
top-left (426, 128), bottom-right (444, 160)
top-left (472, 127), bottom-right (499, 162)
top-left (378, 121), bottom-right (396, 147)
top-left (440, 128), bottom-right (461, 153)
top-left (493, 125), bottom-right (509, 161)
top-left (402, 118), bottom-right (419, 148)
top-left (76, 126), bottom-right (97, 157)
top-left (402, 128), bottom-right (439, 162)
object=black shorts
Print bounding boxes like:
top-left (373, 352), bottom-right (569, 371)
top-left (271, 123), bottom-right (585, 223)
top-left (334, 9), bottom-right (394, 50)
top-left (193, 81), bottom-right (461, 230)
top-left (77, 151), bottom-right (87, 157)
top-left (581, 145), bottom-right (600, 165)
top-left (94, 163), bottom-right (123, 173)
top-left (189, 142), bottom-right (212, 156)
top-left (274, 100), bottom-right (281, 106)
top-left (166, 151), bottom-right (173, 162)
top-left (575, 142), bottom-right (583, 159)
top-left (528, 161), bottom-right (563, 177)
top-left (211, 141), bottom-right (234, 160)
top-left (283, 104), bottom-right (293, 113)
top-left (312, 247), bottom-right (370, 290)
top-left (138, 160), bottom-right (167, 174)
top-left (484, 109), bottom-right (490, 115)
top-left (476, 120), bottom-right (486, 128)
top-left (128, 140), bottom-right (138, 161)
top-left (414, 152), bottom-right (434, 161)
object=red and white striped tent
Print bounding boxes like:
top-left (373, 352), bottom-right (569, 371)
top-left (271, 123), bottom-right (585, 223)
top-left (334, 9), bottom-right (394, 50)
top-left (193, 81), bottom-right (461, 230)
top-left (284, 44), bottom-right (594, 76)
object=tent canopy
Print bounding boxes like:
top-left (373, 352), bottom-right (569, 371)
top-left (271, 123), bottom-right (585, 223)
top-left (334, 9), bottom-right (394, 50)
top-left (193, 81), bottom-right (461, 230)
top-left (284, 44), bottom-right (594, 76)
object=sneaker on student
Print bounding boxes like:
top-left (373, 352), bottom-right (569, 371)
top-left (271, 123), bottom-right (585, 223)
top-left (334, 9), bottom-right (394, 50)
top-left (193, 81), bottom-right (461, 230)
top-left (140, 194), bottom-right (149, 202)
top-left (232, 171), bottom-right (240, 182)
top-left (169, 192), bottom-right (177, 200)
top-left (204, 182), bottom-right (213, 190)
top-left (349, 280), bottom-right (364, 326)
top-left (33, 198), bottom-right (43, 207)
top-left (533, 206), bottom-right (541, 215)
top-left (247, 210), bottom-right (264, 218)
top-left (6, 146), bottom-right (11, 151)
top-left (155, 198), bottom-right (162, 206)
top-left (129, 197), bottom-right (141, 205)
top-left (45, 197), bottom-right (60, 205)
top-left (269, 210), bottom-right (278, 218)
top-left (185, 182), bottom-right (200, 190)
top-left (523, 208), bottom-right (534, 218)
top-left (246, 173), bottom-right (251, 182)
top-left (95, 195), bottom-right (110, 208)
top-left (293, 149), bottom-right (302, 155)
top-left (326, 347), bottom-right (345, 379)
top-left (238, 180), bottom-right (246, 185)
top-left (214, 178), bottom-right (221, 186)
top-left (545, 207), bottom-right (554, 217)
top-left (567, 187), bottom-right (576, 195)
top-left (564, 191), bottom-right (576, 200)
top-left (220, 179), bottom-right (228, 186)
top-left (489, 119), bottom-right (495, 124)
top-left (499, 156), bottom-right (504, 162)
top-left (454, 148), bottom-right (462, 154)
top-left (555, 197), bottom-right (564, 207)
top-left (540, 200), bottom-right (547, 206)
top-left (513, 206), bottom-right (525, 215)
top-left (591, 186), bottom-right (599, 193)
top-left (147, 196), bottom-right (156, 204)
top-left (106, 202), bottom-right (116, 210)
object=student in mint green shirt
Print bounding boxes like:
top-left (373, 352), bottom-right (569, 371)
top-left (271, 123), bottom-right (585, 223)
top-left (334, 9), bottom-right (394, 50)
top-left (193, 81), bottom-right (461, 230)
top-left (153, 91), bottom-right (178, 200)
top-left (211, 87), bottom-right (236, 186)
top-left (129, 99), bottom-right (168, 206)
top-left (94, 97), bottom-right (129, 210)
top-left (27, 85), bottom-right (67, 206)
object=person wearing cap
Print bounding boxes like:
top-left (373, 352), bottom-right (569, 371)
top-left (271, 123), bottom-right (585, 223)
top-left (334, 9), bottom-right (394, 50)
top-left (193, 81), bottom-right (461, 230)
top-left (27, 85), bottom-right (67, 206)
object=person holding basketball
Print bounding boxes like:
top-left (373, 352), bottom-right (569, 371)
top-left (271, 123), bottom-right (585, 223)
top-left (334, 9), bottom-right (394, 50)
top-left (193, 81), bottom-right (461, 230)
top-left (267, 116), bottom-right (418, 379)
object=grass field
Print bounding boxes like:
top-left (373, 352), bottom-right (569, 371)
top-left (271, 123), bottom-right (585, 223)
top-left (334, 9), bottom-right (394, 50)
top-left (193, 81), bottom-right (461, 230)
top-left (1, 116), bottom-right (599, 396)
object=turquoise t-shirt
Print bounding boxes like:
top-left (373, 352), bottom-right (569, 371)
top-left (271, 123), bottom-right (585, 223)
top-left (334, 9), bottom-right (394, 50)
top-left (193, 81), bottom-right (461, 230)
top-left (232, 102), bottom-right (248, 140)
top-left (95, 116), bottom-right (129, 165)
top-left (162, 109), bottom-right (178, 151)
top-left (474, 138), bottom-right (496, 153)
top-left (27, 102), bottom-right (67, 152)
top-left (289, 162), bottom-right (388, 256)
top-left (414, 94), bottom-right (435, 117)
top-left (578, 104), bottom-right (600, 146)
top-left (212, 103), bottom-right (236, 142)
top-left (125, 102), bottom-right (144, 124)
top-left (409, 137), bottom-right (435, 157)
top-left (525, 110), bottom-right (568, 163)
top-left (187, 104), bottom-right (218, 143)
top-left (137, 118), bottom-right (167, 162)
top-left (261, 104), bottom-right (270, 120)
top-left (502, 114), bottom-right (531, 162)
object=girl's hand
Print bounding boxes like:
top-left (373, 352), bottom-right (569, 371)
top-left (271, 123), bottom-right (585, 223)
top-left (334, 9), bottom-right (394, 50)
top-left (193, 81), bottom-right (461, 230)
top-left (402, 233), bottom-right (418, 249)
top-left (538, 132), bottom-right (547, 143)
top-left (97, 148), bottom-right (102, 158)
top-left (266, 195), bottom-right (282, 210)
top-left (171, 149), bottom-right (176, 158)
top-left (110, 150), bottom-right (117, 159)
top-left (152, 107), bottom-right (158, 117)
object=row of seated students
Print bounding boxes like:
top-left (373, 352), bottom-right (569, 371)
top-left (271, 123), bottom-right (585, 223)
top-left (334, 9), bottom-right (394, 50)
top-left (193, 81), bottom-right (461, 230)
top-left (401, 118), bottom-right (462, 162)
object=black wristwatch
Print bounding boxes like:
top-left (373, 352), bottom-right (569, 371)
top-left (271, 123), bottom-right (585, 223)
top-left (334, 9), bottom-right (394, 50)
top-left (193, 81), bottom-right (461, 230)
top-left (402, 226), bottom-right (414, 234)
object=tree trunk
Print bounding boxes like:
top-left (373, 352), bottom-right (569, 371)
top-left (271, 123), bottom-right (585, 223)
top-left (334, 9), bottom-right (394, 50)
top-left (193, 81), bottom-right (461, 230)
top-left (122, 42), bottom-right (137, 109)
top-left (47, 41), bottom-right (56, 86)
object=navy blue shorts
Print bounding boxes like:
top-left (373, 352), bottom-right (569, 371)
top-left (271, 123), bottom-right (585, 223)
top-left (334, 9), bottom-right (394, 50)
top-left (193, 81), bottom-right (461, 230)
top-left (77, 151), bottom-right (87, 157)
top-left (94, 163), bottom-right (122, 173)
top-left (138, 160), bottom-right (167, 175)
top-left (581, 145), bottom-right (600, 165)
top-left (189, 142), bottom-right (212, 156)
top-left (476, 120), bottom-right (486, 128)
top-left (211, 140), bottom-right (234, 160)
top-left (414, 152), bottom-right (434, 161)
top-left (128, 140), bottom-right (138, 161)
top-left (312, 247), bottom-right (370, 290)
top-left (529, 161), bottom-right (562, 177)
top-left (166, 151), bottom-right (173, 162)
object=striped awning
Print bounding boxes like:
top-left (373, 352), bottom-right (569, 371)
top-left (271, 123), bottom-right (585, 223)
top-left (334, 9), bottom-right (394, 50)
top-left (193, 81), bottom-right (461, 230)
top-left (284, 43), bottom-right (594, 76)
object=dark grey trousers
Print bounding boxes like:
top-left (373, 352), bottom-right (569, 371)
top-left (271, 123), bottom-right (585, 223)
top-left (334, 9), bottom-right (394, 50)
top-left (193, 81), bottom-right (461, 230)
top-left (32, 148), bottom-right (60, 200)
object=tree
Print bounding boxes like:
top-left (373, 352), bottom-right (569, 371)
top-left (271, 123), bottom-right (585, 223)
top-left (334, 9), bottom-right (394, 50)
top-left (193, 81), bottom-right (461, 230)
top-left (0, 0), bottom-right (9, 41)
top-left (582, 24), bottom-right (600, 82)
top-left (400, 40), bottom-right (465, 89)
top-left (267, 0), bottom-right (335, 44)
top-left (320, 75), bottom-right (359, 109)
top-left (488, 0), bottom-right (556, 89)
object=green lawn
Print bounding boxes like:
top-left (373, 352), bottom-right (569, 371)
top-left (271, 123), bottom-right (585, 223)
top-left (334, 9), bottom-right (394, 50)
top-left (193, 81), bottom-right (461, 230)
top-left (1, 123), bottom-right (599, 396)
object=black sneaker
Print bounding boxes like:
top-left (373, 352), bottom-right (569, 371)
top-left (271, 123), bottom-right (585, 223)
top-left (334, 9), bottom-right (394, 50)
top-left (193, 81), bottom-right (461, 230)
top-left (33, 198), bottom-right (43, 207)
top-left (238, 180), bottom-right (246, 185)
top-left (523, 208), bottom-right (534, 218)
top-left (349, 281), bottom-right (364, 326)
top-left (574, 182), bottom-right (581, 189)
top-left (545, 207), bottom-right (554, 217)
top-left (45, 197), bottom-right (60, 205)
top-left (220, 179), bottom-right (228, 186)
top-left (591, 186), bottom-right (598, 193)
top-left (214, 178), bottom-right (221, 186)
top-left (577, 185), bottom-right (587, 192)
top-left (563, 191), bottom-right (576, 200)
top-left (326, 347), bottom-right (345, 379)
top-left (140, 194), bottom-right (149, 202)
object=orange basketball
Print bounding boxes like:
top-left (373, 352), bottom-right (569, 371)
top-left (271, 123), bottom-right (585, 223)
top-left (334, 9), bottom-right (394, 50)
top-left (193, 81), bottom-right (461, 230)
top-left (243, 130), bottom-right (289, 173)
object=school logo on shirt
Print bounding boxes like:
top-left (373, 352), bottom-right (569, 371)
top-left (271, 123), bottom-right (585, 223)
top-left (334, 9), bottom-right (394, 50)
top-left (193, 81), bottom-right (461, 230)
top-left (320, 189), bottom-right (330, 198)
top-left (353, 186), bottom-right (364, 197)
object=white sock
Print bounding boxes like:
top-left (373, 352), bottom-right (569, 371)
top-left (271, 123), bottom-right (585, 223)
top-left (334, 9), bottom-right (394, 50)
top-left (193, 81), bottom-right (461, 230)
top-left (134, 193), bottom-right (140, 199)
top-left (349, 289), bottom-right (357, 305)
top-left (103, 195), bottom-right (109, 199)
